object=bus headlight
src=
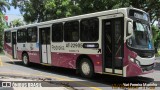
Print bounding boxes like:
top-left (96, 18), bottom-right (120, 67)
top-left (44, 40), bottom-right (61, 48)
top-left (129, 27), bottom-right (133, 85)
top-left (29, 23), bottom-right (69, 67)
top-left (128, 56), bottom-right (134, 62)
top-left (130, 57), bottom-right (134, 62)
top-left (128, 56), bottom-right (141, 66)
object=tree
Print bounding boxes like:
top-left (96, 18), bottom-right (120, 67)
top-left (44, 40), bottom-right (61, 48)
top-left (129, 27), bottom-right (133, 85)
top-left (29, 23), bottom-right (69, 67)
top-left (44, 0), bottom-right (81, 20)
top-left (77, 0), bottom-right (125, 14)
top-left (11, 0), bottom-right (160, 28)
top-left (0, 13), bottom-right (6, 52)
top-left (11, 0), bottom-right (81, 23)
top-left (78, 0), bottom-right (160, 25)
top-left (11, 0), bottom-right (129, 22)
top-left (0, 0), bottom-right (10, 13)
top-left (0, 0), bottom-right (10, 52)
top-left (11, 19), bottom-right (24, 27)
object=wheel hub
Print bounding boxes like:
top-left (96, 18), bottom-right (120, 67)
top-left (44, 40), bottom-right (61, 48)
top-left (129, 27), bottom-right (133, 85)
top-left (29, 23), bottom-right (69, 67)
top-left (81, 62), bottom-right (90, 75)
top-left (23, 56), bottom-right (28, 64)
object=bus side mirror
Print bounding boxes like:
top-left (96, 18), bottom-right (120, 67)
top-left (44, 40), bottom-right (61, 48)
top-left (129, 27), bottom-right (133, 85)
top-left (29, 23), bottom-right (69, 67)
top-left (128, 22), bottom-right (133, 35)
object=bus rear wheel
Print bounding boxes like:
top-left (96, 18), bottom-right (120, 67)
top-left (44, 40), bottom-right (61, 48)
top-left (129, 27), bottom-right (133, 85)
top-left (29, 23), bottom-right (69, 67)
top-left (79, 58), bottom-right (94, 78)
top-left (22, 53), bottom-right (30, 66)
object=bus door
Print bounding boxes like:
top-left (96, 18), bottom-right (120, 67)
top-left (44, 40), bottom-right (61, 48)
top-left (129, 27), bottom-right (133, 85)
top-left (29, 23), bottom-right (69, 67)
top-left (101, 15), bottom-right (124, 75)
top-left (12, 32), bottom-right (17, 59)
top-left (39, 27), bottom-right (51, 64)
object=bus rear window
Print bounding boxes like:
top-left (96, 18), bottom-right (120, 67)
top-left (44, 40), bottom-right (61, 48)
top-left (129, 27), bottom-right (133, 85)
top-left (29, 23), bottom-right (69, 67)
top-left (80, 18), bottom-right (99, 42)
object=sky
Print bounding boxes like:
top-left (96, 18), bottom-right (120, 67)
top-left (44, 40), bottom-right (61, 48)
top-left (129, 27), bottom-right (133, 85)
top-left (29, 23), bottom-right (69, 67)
top-left (5, 0), bottom-right (21, 15)
top-left (5, 6), bottom-right (21, 15)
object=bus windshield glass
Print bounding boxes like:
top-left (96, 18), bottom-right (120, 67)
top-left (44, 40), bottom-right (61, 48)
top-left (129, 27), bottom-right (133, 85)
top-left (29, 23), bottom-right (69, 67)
top-left (128, 9), bottom-right (154, 50)
top-left (128, 21), bottom-right (154, 50)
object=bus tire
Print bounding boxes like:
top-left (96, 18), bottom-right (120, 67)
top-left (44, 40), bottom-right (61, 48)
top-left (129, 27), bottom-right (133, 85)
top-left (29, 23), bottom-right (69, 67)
top-left (22, 53), bottom-right (30, 66)
top-left (79, 58), bottom-right (94, 78)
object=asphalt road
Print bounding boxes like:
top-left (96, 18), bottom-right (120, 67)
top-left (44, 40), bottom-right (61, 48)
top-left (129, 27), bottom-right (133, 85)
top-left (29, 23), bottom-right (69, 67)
top-left (0, 55), bottom-right (160, 90)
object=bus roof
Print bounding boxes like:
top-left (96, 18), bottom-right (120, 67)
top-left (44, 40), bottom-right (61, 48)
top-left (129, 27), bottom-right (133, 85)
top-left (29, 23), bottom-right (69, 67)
top-left (4, 7), bottom-right (146, 31)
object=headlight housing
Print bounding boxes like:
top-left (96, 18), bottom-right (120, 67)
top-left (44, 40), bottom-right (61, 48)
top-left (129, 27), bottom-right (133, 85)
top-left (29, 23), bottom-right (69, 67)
top-left (128, 55), bottom-right (141, 66)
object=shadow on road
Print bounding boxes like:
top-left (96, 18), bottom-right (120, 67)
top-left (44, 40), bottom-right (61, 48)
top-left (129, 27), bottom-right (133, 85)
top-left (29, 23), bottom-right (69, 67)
top-left (6, 61), bottom-right (155, 87)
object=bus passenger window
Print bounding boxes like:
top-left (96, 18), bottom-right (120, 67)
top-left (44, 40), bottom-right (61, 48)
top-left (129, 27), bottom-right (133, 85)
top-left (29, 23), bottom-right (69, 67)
top-left (27, 27), bottom-right (37, 42)
top-left (80, 18), bottom-right (99, 42)
top-left (72, 32), bottom-right (79, 41)
top-left (32, 35), bottom-right (36, 42)
top-left (52, 23), bottom-right (63, 42)
top-left (17, 29), bottom-right (27, 43)
top-left (64, 21), bottom-right (79, 42)
top-left (5, 31), bottom-right (11, 43)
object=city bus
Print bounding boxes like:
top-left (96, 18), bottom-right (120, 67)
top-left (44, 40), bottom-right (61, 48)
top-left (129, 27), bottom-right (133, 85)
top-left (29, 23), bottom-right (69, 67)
top-left (3, 7), bottom-right (155, 78)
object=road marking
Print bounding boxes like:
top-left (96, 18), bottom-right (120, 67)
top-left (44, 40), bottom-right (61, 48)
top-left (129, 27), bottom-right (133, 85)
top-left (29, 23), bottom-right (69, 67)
top-left (0, 57), bottom-right (3, 66)
top-left (0, 72), bottom-right (102, 90)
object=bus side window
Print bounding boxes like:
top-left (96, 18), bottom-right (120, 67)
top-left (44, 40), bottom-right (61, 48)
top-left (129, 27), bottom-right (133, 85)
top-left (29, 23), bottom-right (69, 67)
top-left (80, 18), bottom-right (99, 42)
top-left (27, 27), bottom-right (37, 42)
top-left (72, 31), bottom-right (79, 41)
top-left (27, 28), bottom-right (32, 42)
top-left (52, 23), bottom-right (63, 42)
top-left (64, 21), bottom-right (79, 42)
top-left (5, 31), bottom-right (11, 43)
top-left (17, 29), bottom-right (27, 43)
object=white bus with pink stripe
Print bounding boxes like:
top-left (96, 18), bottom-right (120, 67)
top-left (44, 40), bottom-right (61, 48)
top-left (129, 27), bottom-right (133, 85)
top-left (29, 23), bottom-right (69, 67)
top-left (4, 7), bottom-right (155, 78)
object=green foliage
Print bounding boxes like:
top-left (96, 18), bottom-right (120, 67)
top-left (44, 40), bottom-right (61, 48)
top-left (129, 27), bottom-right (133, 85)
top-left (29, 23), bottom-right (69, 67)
top-left (0, 13), bottom-right (5, 52)
top-left (11, 19), bottom-right (24, 27)
top-left (10, 0), bottom-right (160, 25)
top-left (0, 0), bottom-right (9, 52)
top-left (11, 0), bottom-right (81, 23)
top-left (152, 25), bottom-right (160, 53)
top-left (0, 0), bottom-right (10, 13)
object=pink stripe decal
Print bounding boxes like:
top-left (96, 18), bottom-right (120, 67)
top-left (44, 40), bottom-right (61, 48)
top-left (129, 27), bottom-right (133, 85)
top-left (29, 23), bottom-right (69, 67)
top-left (4, 43), bottom-right (12, 56)
top-left (51, 52), bottom-right (102, 73)
top-left (124, 43), bottom-right (153, 77)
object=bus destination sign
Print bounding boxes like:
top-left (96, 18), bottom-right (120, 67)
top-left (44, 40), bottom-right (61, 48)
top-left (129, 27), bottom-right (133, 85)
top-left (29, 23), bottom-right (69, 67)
top-left (129, 9), bottom-right (149, 21)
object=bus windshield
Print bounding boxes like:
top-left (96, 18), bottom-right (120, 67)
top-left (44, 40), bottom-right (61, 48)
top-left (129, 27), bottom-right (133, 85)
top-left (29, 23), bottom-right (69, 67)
top-left (128, 21), bottom-right (154, 50)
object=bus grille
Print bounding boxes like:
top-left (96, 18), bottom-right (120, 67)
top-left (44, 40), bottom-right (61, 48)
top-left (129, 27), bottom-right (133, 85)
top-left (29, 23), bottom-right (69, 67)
top-left (141, 64), bottom-right (154, 71)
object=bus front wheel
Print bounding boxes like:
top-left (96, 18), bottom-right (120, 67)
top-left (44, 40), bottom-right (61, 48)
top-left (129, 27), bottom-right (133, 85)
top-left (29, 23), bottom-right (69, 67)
top-left (79, 58), bottom-right (94, 78)
top-left (22, 53), bottom-right (30, 66)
